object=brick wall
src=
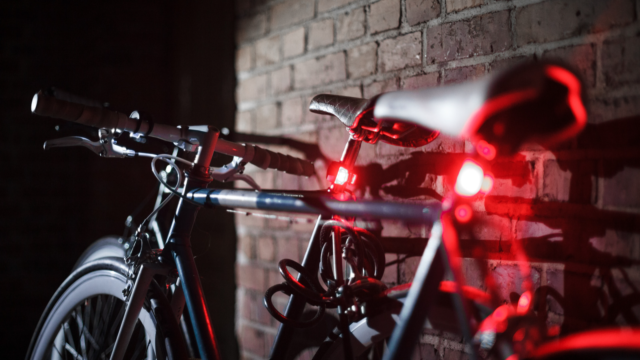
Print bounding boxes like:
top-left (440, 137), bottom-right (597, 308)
top-left (234, 0), bottom-right (640, 359)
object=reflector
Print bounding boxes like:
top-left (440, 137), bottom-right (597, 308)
top-left (455, 160), bottom-right (484, 196)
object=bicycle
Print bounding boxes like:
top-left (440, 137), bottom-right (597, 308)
top-left (26, 60), bottom-right (636, 360)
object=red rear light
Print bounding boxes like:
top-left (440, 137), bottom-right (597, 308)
top-left (334, 167), bottom-right (349, 185)
top-left (455, 160), bottom-right (484, 196)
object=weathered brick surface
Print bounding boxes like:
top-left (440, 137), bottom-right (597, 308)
top-left (255, 35), bottom-right (281, 68)
top-left (336, 7), bottom-right (365, 42)
top-left (426, 10), bottom-right (511, 64)
top-left (515, 0), bottom-right (635, 46)
top-left (402, 72), bottom-right (439, 89)
top-left (601, 35), bottom-right (640, 88)
top-left (236, 46), bottom-right (252, 72)
top-left (270, 66), bottom-right (291, 95)
top-left (237, 74), bottom-right (268, 102)
top-left (447, 0), bottom-right (484, 13)
top-left (237, 13), bottom-right (267, 43)
top-left (270, 0), bottom-right (315, 30)
top-left (308, 19), bottom-right (334, 49)
top-left (347, 42), bottom-right (377, 78)
top-left (294, 52), bottom-right (346, 89)
top-left (543, 44), bottom-right (596, 88)
top-left (255, 103), bottom-right (278, 131)
top-left (379, 31), bottom-right (422, 72)
top-left (318, 0), bottom-right (358, 13)
top-left (443, 64), bottom-right (485, 84)
top-left (235, 0), bottom-right (640, 358)
top-left (281, 97), bottom-right (304, 127)
top-left (369, 0), bottom-right (401, 34)
top-left (283, 27), bottom-right (305, 58)
top-left (406, 0), bottom-right (440, 26)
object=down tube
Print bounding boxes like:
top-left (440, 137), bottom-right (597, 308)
top-left (168, 177), bottom-right (221, 360)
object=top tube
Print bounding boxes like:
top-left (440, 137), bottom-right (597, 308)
top-left (186, 188), bottom-right (441, 223)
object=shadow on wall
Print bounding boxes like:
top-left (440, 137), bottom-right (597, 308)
top-left (241, 115), bottom-right (640, 335)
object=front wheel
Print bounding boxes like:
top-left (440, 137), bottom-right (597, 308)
top-left (26, 257), bottom-right (188, 360)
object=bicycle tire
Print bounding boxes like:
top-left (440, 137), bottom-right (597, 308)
top-left (26, 257), bottom-right (188, 360)
top-left (312, 284), bottom-right (493, 360)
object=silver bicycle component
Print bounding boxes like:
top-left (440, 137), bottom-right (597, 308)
top-left (43, 129), bottom-right (135, 158)
top-left (210, 156), bottom-right (261, 190)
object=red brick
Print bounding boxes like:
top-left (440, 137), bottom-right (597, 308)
top-left (446, 0), bottom-right (484, 13)
top-left (347, 42), bottom-right (377, 79)
top-left (364, 78), bottom-right (398, 98)
top-left (308, 19), bottom-right (334, 50)
top-left (543, 44), bottom-right (596, 88)
top-left (333, 86), bottom-right (362, 97)
top-left (471, 214), bottom-right (512, 241)
top-left (601, 35), bottom-right (640, 88)
top-left (274, 171), bottom-right (301, 192)
top-left (336, 7), bottom-right (365, 42)
top-left (515, 0), bottom-right (635, 46)
top-left (426, 10), bottom-right (510, 64)
top-left (382, 253), bottom-right (399, 285)
top-left (257, 236), bottom-right (276, 261)
top-left (277, 237), bottom-right (300, 263)
top-left (489, 56), bottom-right (529, 73)
top-left (270, 66), bottom-right (291, 95)
top-left (283, 27), bottom-right (305, 58)
top-left (255, 35), bottom-right (281, 68)
top-left (252, 171), bottom-right (275, 189)
top-left (399, 256), bottom-right (421, 283)
top-left (602, 164), bottom-right (640, 208)
top-left (379, 31), bottom-right (422, 72)
top-left (406, 0), bottom-right (440, 26)
top-left (542, 159), bottom-right (595, 204)
top-left (514, 219), bottom-right (563, 241)
top-left (589, 229), bottom-right (640, 261)
top-left (236, 46), bottom-right (253, 72)
top-left (235, 110), bottom-right (253, 133)
top-left (318, 0), bottom-right (357, 12)
top-left (489, 159), bottom-right (537, 198)
top-left (318, 124), bottom-right (350, 161)
top-left (443, 64), bottom-right (485, 85)
top-left (491, 263), bottom-right (541, 303)
top-left (237, 74), bottom-right (268, 102)
top-left (369, 0), bottom-right (400, 34)
top-left (413, 342), bottom-right (438, 360)
top-left (294, 52), bottom-right (346, 89)
top-left (402, 72), bottom-right (439, 89)
top-left (237, 264), bottom-right (265, 291)
top-left (237, 13), bottom-right (267, 43)
top-left (238, 325), bottom-right (268, 357)
top-left (443, 347), bottom-right (471, 360)
top-left (270, 0), bottom-right (315, 30)
top-left (281, 97), bottom-right (304, 127)
top-left (255, 103), bottom-right (278, 132)
top-left (588, 94), bottom-right (640, 123)
top-left (238, 233), bottom-right (254, 260)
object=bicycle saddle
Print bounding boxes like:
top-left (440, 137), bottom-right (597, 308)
top-left (309, 94), bottom-right (440, 148)
top-left (375, 61), bottom-right (586, 154)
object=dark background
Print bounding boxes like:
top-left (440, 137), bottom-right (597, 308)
top-left (0, 1), bottom-right (238, 358)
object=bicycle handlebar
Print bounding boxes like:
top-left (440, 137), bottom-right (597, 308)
top-left (31, 91), bottom-right (315, 177)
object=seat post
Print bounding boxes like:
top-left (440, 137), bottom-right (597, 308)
top-left (340, 135), bottom-right (362, 169)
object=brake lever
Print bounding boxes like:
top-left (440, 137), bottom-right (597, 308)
top-left (44, 136), bottom-right (103, 155)
top-left (210, 156), bottom-right (261, 190)
top-left (43, 129), bottom-right (135, 158)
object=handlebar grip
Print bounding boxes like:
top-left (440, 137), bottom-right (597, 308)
top-left (245, 144), bottom-right (315, 177)
top-left (45, 87), bottom-right (105, 108)
top-left (31, 90), bottom-right (130, 130)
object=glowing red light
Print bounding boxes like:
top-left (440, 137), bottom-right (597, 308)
top-left (513, 328), bottom-right (526, 342)
top-left (517, 291), bottom-right (532, 314)
top-left (476, 140), bottom-right (496, 160)
top-left (544, 65), bottom-right (587, 144)
top-left (454, 204), bottom-right (473, 223)
top-left (335, 167), bottom-right (349, 185)
top-left (351, 174), bottom-right (357, 184)
top-left (480, 174), bottom-right (494, 194)
top-left (455, 159), bottom-right (484, 196)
